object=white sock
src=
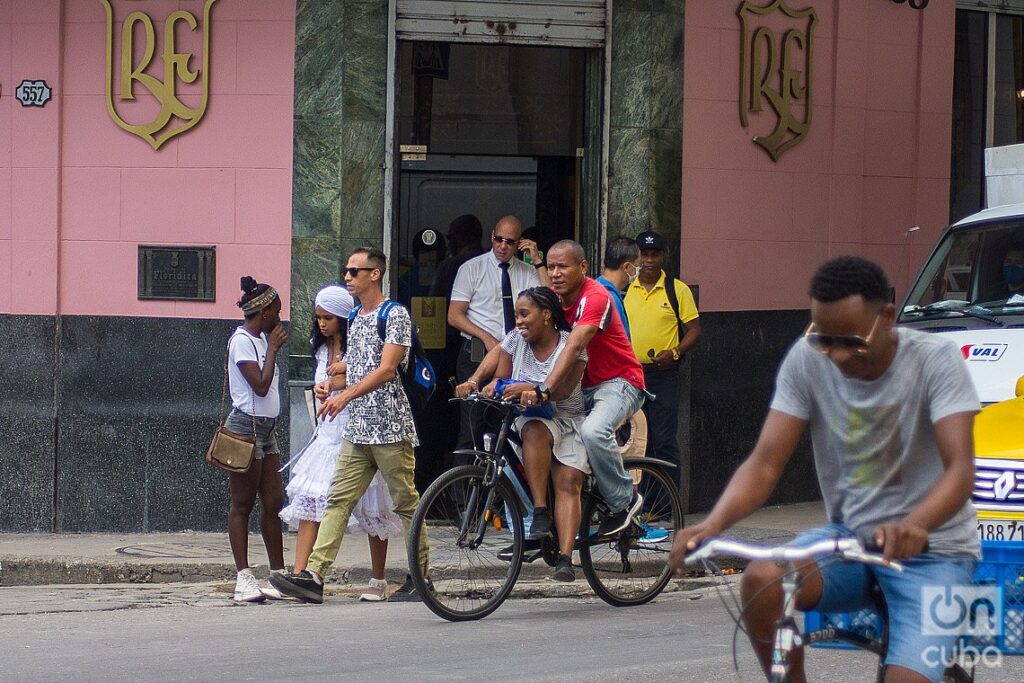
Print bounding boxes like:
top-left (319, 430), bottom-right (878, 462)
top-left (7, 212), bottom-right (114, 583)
top-left (237, 568), bottom-right (254, 577)
top-left (310, 571), bottom-right (323, 585)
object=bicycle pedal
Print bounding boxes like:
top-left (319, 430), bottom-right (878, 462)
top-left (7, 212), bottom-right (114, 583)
top-left (522, 550), bottom-right (545, 563)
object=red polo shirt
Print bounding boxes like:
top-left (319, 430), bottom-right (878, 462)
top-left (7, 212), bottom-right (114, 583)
top-left (563, 278), bottom-right (645, 390)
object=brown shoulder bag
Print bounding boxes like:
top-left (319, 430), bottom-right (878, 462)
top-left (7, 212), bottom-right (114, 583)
top-left (205, 333), bottom-right (258, 474)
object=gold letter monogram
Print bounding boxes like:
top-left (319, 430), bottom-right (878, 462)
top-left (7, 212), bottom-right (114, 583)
top-left (738, 0), bottom-right (816, 162)
top-left (100, 0), bottom-right (217, 150)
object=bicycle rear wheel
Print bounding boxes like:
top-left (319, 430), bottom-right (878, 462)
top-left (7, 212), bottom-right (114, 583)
top-left (579, 459), bottom-right (682, 607)
top-left (408, 464), bottom-right (525, 621)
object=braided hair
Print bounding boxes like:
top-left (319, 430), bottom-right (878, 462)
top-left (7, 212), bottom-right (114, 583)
top-left (517, 287), bottom-right (571, 332)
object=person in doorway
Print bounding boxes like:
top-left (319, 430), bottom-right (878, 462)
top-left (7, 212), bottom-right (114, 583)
top-left (623, 230), bottom-right (701, 473)
top-left (431, 214), bottom-right (485, 300)
top-left (224, 276), bottom-right (288, 602)
top-left (448, 216), bottom-right (549, 455)
top-left (278, 285), bottom-right (401, 602)
top-left (597, 236), bottom-right (641, 339)
top-left (669, 256), bottom-right (980, 683)
top-left (457, 287), bottom-right (589, 582)
top-left (271, 248), bottom-right (430, 604)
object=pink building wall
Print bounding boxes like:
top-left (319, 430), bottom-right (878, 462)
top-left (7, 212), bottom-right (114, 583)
top-left (0, 0), bottom-right (294, 319)
top-left (682, 0), bottom-right (954, 312)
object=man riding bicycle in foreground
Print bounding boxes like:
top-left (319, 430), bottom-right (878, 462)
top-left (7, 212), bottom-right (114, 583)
top-left (669, 257), bottom-right (981, 683)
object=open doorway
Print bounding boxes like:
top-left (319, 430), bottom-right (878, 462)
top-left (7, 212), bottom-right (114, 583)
top-left (391, 41), bottom-right (591, 487)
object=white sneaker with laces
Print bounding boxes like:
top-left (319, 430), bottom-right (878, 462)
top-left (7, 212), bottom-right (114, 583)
top-left (233, 569), bottom-right (266, 603)
top-left (359, 577), bottom-right (388, 602)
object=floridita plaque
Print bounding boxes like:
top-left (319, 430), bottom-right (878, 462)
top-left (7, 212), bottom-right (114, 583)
top-left (138, 245), bottom-right (216, 301)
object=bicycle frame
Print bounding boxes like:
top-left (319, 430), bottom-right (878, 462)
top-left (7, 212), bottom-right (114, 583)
top-left (450, 395), bottom-right (675, 556)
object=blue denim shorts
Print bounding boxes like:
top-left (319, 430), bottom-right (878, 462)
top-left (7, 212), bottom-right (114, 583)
top-left (791, 524), bottom-right (977, 683)
top-left (225, 408), bottom-right (279, 459)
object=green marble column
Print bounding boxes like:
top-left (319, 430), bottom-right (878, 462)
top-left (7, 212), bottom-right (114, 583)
top-left (608, 0), bottom-right (683, 257)
top-left (291, 0), bottom-right (389, 379)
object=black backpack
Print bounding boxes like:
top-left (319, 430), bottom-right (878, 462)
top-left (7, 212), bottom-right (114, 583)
top-left (348, 301), bottom-right (436, 416)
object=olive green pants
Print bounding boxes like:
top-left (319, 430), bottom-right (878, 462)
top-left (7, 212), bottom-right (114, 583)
top-left (307, 439), bottom-right (429, 579)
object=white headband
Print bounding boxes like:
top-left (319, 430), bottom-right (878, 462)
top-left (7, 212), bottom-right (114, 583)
top-left (314, 285), bottom-right (354, 319)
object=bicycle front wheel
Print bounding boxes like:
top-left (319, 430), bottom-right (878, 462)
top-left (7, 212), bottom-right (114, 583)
top-left (408, 464), bottom-right (525, 621)
top-left (579, 459), bottom-right (683, 607)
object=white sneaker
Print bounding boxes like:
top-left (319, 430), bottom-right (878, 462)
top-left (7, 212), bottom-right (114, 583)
top-left (233, 569), bottom-right (266, 603)
top-left (359, 577), bottom-right (388, 602)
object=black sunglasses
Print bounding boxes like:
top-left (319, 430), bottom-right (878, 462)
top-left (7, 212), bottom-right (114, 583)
top-left (343, 267), bottom-right (376, 278)
top-left (492, 235), bottom-right (520, 246)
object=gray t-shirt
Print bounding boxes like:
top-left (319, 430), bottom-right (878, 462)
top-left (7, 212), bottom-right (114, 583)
top-left (771, 327), bottom-right (981, 557)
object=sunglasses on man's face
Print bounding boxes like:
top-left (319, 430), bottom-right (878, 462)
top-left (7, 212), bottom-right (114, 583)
top-left (803, 315), bottom-right (881, 355)
top-left (492, 235), bottom-right (520, 247)
top-left (343, 266), bottom-right (376, 278)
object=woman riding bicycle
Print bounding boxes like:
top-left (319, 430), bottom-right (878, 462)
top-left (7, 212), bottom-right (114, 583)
top-left (457, 286), bottom-right (588, 582)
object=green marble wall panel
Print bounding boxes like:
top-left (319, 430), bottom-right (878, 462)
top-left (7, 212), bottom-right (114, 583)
top-left (341, 0), bottom-right (388, 123)
top-left (338, 120), bottom-right (386, 244)
top-left (608, 127), bottom-right (651, 235)
top-left (293, 114), bottom-right (343, 239)
top-left (291, 0), bottom-right (388, 379)
top-left (608, 1), bottom-right (683, 241)
top-left (295, 0), bottom-right (345, 118)
top-left (610, 11), bottom-right (653, 130)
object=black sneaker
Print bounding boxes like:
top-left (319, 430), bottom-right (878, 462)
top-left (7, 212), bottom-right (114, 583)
top-left (552, 554), bottom-right (575, 582)
top-left (596, 490), bottom-right (644, 536)
top-left (268, 570), bottom-right (323, 604)
top-left (529, 507), bottom-right (553, 538)
top-left (497, 538), bottom-right (543, 562)
top-left (389, 574), bottom-right (434, 602)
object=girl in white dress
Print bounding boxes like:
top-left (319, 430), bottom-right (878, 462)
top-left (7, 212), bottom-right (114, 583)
top-left (279, 285), bottom-right (402, 601)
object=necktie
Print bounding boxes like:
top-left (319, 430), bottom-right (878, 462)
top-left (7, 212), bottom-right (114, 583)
top-left (499, 262), bottom-right (514, 333)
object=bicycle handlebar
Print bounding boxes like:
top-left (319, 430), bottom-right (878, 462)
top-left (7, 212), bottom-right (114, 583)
top-left (448, 392), bottom-right (525, 413)
top-left (685, 537), bottom-right (904, 572)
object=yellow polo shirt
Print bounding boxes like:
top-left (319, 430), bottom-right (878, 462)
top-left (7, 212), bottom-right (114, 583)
top-left (624, 271), bottom-right (699, 363)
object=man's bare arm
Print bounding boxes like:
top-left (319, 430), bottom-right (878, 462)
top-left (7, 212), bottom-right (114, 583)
top-left (447, 300), bottom-right (501, 351)
top-left (544, 324), bottom-right (598, 396)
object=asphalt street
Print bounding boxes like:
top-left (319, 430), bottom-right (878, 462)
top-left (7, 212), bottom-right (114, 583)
top-left (2, 580), bottom-right (1023, 682)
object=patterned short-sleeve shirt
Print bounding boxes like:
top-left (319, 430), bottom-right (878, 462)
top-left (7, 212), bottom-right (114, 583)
top-left (342, 301), bottom-right (418, 446)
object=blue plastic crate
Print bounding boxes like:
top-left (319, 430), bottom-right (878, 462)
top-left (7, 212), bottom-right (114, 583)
top-left (803, 540), bottom-right (1024, 654)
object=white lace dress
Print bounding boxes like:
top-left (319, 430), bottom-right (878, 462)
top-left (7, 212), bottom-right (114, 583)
top-left (279, 345), bottom-right (403, 540)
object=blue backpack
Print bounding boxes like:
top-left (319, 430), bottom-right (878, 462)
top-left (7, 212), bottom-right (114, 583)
top-left (348, 300), bottom-right (436, 417)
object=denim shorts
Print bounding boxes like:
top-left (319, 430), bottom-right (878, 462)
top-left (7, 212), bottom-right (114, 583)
top-left (224, 408), bottom-right (279, 459)
top-left (791, 524), bottom-right (977, 683)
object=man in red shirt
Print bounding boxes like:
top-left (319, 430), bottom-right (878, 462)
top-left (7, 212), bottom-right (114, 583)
top-left (544, 240), bottom-right (646, 535)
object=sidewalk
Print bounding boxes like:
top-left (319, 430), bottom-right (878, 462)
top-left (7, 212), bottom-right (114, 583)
top-left (0, 501), bottom-right (827, 589)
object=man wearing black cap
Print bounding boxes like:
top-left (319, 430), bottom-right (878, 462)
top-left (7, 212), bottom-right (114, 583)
top-left (623, 230), bottom-right (701, 477)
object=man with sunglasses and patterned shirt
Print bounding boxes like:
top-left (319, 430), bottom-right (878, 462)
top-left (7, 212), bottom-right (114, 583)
top-left (669, 257), bottom-right (980, 683)
top-left (448, 215), bottom-right (550, 454)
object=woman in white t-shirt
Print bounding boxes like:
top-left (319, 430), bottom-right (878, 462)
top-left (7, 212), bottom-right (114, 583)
top-left (460, 287), bottom-right (588, 583)
top-left (278, 285), bottom-right (401, 601)
top-left (224, 276), bottom-right (288, 603)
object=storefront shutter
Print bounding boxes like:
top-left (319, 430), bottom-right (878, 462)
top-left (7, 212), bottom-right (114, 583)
top-left (396, 0), bottom-right (607, 48)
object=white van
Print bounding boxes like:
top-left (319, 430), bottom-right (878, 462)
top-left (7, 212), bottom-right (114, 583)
top-left (898, 144), bottom-right (1024, 542)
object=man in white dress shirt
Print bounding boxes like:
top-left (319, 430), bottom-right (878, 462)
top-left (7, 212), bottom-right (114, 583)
top-left (448, 215), bottom-right (549, 454)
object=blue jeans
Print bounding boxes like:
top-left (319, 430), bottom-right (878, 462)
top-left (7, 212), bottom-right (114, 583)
top-left (792, 524), bottom-right (978, 683)
top-left (581, 379), bottom-right (644, 512)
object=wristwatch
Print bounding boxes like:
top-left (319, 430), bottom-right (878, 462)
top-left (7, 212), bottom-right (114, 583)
top-left (535, 383), bottom-right (551, 402)
top-left (671, 348), bottom-right (680, 361)
top-left (534, 261), bottom-right (546, 269)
